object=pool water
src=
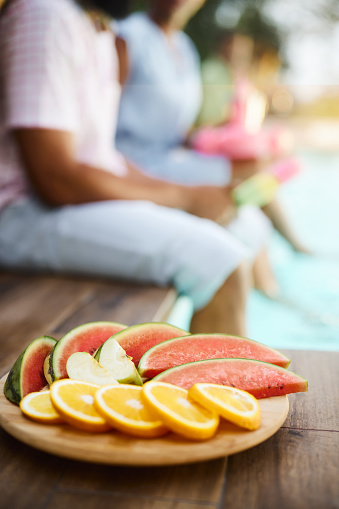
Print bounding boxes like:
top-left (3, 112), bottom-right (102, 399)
top-left (248, 149), bottom-right (339, 351)
top-left (168, 149), bottom-right (339, 351)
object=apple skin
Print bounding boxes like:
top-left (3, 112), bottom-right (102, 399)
top-left (66, 352), bottom-right (119, 385)
top-left (94, 337), bottom-right (143, 386)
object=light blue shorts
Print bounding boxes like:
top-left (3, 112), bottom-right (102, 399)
top-left (0, 198), bottom-right (270, 310)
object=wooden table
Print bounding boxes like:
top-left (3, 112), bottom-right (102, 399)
top-left (0, 273), bottom-right (338, 509)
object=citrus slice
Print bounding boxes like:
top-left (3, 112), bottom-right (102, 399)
top-left (142, 381), bottom-right (219, 440)
top-left (94, 385), bottom-right (168, 438)
top-left (50, 379), bottom-right (111, 432)
top-left (188, 383), bottom-right (261, 430)
top-left (19, 390), bottom-right (63, 424)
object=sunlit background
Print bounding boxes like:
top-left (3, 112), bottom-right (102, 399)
top-left (164, 0), bottom-right (339, 351)
top-left (186, 0), bottom-right (339, 112)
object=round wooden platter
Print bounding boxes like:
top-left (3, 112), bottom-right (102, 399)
top-left (0, 375), bottom-right (289, 466)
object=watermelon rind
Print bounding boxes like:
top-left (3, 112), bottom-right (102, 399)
top-left (48, 321), bottom-right (127, 382)
top-left (4, 336), bottom-right (57, 405)
top-left (153, 358), bottom-right (308, 398)
top-left (138, 333), bottom-right (290, 378)
top-left (111, 322), bottom-right (190, 366)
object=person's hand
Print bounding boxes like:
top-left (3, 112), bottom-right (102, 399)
top-left (187, 186), bottom-right (237, 225)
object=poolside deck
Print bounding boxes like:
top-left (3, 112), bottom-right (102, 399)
top-left (0, 271), bottom-right (338, 509)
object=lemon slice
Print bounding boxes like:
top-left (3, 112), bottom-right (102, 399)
top-left (142, 381), bottom-right (219, 440)
top-left (188, 383), bottom-right (261, 430)
top-left (94, 385), bottom-right (168, 438)
top-left (50, 379), bottom-right (111, 432)
top-left (19, 390), bottom-right (63, 424)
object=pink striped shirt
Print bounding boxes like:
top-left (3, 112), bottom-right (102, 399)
top-left (0, 0), bottom-right (127, 211)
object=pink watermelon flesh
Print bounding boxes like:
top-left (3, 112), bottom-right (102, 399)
top-left (139, 334), bottom-right (290, 378)
top-left (114, 323), bottom-right (190, 366)
top-left (55, 322), bottom-right (126, 379)
top-left (22, 339), bottom-right (56, 397)
top-left (153, 358), bottom-right (308, 399)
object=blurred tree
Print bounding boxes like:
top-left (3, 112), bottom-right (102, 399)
top-left (306, 0), bottom-right (339, 23)
top-left (185, 0), bottom-right (283, 61)
top-left (236, 5), bottom-right (281, 51)
top-left (185, 0), bottom-right (223, 60)
top-left (124, 0), bottom-right (337, 81)
top-left (130, 0), bottom-right (145, 12)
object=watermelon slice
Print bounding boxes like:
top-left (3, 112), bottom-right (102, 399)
top-left (138, 334), bottom-right (290, 378)
top-left (4, 336), bottom-right (57, 404)
top-left (153, 358), bottom-right (308, 399)
top-left (46, 321), bottom-right (127, 382)
top-left (111, 322), bottom-right (190, 367)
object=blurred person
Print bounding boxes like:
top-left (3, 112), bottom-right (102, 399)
top-left (197, 32), bottom-right (255, 128)
top-left (197, 30), bottom-right (286, 158)
top-left (0, 0), bottom-right (270, 336)
top-left (115, 0), bottom-right (283, 295)
top-left (195, 29), bottom-right (310, 254)
top-left (116, 0), bottom-right (308, 255)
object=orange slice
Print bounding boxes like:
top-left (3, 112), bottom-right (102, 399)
top-left (188, 383), bottom-right (261, 430)
top-left (94, 385), bottom-right (168, 438)
top-left (50, 379), bottom-right (111, 432)
top-left (142, 381), bottom-right (219, 440)
top-left (19, 390), bottom-right (63, 424)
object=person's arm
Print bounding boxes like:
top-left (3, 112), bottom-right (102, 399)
top-left (115, 36), bottom-right (129, 85)
top-left (14, 128), bottom-right (236, 223)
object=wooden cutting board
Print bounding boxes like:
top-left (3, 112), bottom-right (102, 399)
top-left (0, 375), bottom-right (289, 466)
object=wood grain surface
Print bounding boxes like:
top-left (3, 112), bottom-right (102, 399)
top-left (0, 272), bottom-right (338, 509)
top-left (282, 349), bottom-right (339, 431)
top-left (0, 375), bottom-right (289, 466)
top-left (0, 273), bottom-right (175, 377)
top-left (224, 427), bottom-right (339, 509)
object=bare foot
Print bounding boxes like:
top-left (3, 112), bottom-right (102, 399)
top-left (255, 276), bottom-right (281, 300)
top-left (291, 242), bottom-right (312, 255)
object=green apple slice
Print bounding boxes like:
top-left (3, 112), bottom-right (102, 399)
top-left (66, 352), bottom-right (119, 385)
top-left (94, 337), bottom-right (143, 386)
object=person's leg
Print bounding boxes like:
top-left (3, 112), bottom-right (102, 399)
top-left (223, 204), bottom-right (280, 296)
top-left (126, 148), bottom-right (281, 292)
top-left (0, 198), bottom-right (251, 335)
top-left (251, 248), bottom-right (280, 298)
top-left (190, 262), bottom-right (250, 335)
top-left (231, 158), bottom-right (263, 182)
top-left (225, 204), bottom-right (272, 257)
top-left (262, 199), bottom-right (310, 254)
top-left (232, 159), bottom-right (310, 253)
top-left (124, 148), bottom-right (278, 297)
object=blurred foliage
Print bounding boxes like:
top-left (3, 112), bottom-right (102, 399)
top-left (127, 0), bottom-right (337, 80)
top-left (236, 6), bottom-right (281, 51)
top-left (309, 0), bottom-right (339, 23)
top-left (185, 0), bottom-right (283, 61)
top-left (129, 0), bottom-right (147, 14)
top-left (128, 1), bottom-right (283, 62)
top-left (184, 0), bottom-right (223, 60)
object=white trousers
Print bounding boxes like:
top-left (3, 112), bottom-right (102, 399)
top-left (0, 198), bottom-right (271, 310)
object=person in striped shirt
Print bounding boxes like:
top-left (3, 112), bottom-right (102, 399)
top-left (0, 0), bottom-right (271, 335)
